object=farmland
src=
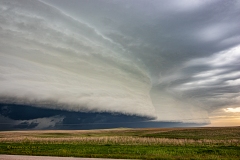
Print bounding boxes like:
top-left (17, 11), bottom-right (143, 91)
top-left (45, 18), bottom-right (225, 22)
top-left (0, 127), bottom-right (240, 159)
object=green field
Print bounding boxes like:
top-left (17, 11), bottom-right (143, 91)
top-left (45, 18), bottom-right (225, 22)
top-left (0, 127), bottom-right (240, 159)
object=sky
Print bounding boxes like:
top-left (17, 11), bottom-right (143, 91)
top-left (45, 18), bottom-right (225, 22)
top-left (0, 0), bottom-right (240, 129)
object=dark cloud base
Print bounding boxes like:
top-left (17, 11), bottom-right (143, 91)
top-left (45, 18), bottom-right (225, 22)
top-left (0, 103), bottom-right (206, 130)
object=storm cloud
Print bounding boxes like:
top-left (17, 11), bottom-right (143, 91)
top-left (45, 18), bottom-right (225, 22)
top-left (0, 0), bottom-right (240, 129)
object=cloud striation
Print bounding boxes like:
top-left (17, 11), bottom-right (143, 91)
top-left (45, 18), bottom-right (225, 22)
top-left (0, 0), bottom-right (240, 129)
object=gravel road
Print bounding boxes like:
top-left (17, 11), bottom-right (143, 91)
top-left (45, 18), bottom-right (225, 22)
top-left (0, 155), bottom-right (128, 160)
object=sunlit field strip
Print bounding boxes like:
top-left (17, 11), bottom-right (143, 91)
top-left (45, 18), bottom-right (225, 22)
top-left (0, 127), bottom-right (240, 159)
top-left (0, 136), bottom-right (239, 146)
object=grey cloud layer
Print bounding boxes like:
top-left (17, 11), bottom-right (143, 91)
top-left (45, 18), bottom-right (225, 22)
top-left (177, 46), bottom-right (240, 111)
top-left (0, 0), bottom-right (155, 117)
top-left (41, 0), bottom-right (240, 122)
top-left (1, 0), bottom-right (240, 124)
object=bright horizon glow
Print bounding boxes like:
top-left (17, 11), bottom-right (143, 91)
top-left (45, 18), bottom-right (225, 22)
top-left (207, 108), bottom-right (240, 127)
top-left (207, 117), bottom-right (240, 127)
top-left (224, 107), bottom-right (240, 113)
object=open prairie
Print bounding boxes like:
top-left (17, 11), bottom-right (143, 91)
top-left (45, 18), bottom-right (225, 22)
top-left (0, 127), bottom-right (240, 159)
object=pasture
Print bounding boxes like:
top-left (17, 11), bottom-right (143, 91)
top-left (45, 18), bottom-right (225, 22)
top-left (0, 127), bottom-right (239, 159)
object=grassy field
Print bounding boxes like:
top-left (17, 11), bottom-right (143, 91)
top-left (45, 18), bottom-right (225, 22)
top-left (0, 127), bottom-right (240, 159)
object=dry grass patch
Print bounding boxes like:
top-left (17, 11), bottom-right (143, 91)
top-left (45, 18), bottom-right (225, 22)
top-left (0, 127), bottom-right (240, 159)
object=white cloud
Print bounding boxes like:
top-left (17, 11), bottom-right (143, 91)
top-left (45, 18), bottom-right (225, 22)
top-left (0, 0), bottom-right (155, 118)
top-left (209, 45), bottom-right (240, 67)
top-left (161, 0), bottom-right (215, 12)
top-left (193, 69), bottom-right (226, 78)
top-left (185, 45), bottom-right (238, 67)
top-left (224, 107), bottom-right (240, 113)
top-left (16, 116), bottom-right (64, 129)
top-left (226, 79), bottom-right (240, 86)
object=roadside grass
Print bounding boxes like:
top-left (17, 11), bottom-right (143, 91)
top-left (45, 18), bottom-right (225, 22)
top-left (0, 127), bottom-right (240, 159)
top-left (0, 143), bottom-right (239, 159)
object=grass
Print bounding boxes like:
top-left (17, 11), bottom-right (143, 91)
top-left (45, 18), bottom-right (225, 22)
top-left (1, 143), bottom-right (239, 159)
top-left (0, 127), bottom-right (240, 159)
top-left (141, 127), bottom-right (240, 140)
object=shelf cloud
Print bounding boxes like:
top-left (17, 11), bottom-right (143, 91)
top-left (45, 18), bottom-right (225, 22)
top-left (0, 0), bottom-right (240, 129)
